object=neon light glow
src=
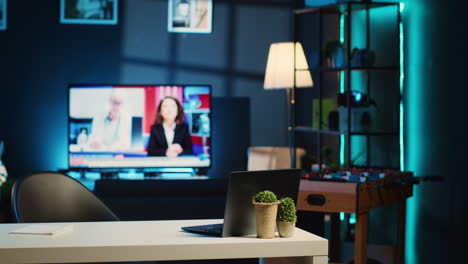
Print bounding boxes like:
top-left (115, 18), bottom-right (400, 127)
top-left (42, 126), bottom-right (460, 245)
top-left (400, 22), bottom-right (405, 171)
top-left (339, 13), bottom-right (345, 94)
top-left (339, 14), bottom-right (345, 166)
top-left (404, 1), bottom-right (426, 263)
top-left (354, 92), bottom-right (362, 102)
top-left (340, 134), bottom-right (345, 166)
top-left (349, 213), bottom-right (356, 224)
top-left (340, 14), bottom-right (345, 44)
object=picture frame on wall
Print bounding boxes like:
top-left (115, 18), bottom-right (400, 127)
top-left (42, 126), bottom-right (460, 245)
top-left (60, 0), bottom-right (118, 25)
top-left (168, 0), bottom-right (212, 33)
top-left (0, 0), bottom-right (7, 30)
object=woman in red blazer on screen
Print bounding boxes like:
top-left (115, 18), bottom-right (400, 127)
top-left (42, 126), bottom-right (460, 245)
top-left (147, 96), bottom-right (193, 157)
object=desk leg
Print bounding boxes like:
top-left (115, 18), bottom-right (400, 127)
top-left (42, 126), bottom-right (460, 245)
top-left (260, 256), bottom-right (327, 264)
top-left (396, 200), bottom-right (406, 264)
top-left (354, 211), bottom-right (369, 264)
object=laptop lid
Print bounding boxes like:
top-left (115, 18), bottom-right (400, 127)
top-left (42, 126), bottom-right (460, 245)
top-left (221, 168), bottom-right (301, 237)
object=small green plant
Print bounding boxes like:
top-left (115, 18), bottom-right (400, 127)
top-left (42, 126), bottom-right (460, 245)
top-left (277, 197), bottom-right (297, 223)
top-left (254, 190), bottom-right (278, 203)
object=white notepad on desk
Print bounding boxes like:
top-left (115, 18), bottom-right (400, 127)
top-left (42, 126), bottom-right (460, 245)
top-left (9, 223), bottom-right (73, 235)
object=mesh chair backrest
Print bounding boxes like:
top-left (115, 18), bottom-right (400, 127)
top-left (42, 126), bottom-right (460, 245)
top-left (12, 172), bottom-right (119, 223)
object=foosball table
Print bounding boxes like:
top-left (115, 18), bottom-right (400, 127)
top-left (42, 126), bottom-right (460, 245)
top-left (297, 169), bottom-right (416, 264)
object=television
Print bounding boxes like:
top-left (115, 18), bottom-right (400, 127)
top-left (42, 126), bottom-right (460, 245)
top-left (68, 85), bottom-right (211, 170)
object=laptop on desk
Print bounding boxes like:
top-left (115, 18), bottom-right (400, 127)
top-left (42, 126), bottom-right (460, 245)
top-left (181, 169), bottom-right (301, 237)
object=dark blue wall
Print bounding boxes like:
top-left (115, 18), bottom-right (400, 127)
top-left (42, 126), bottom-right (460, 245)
top-left (0, 0), bottom-right (292, 179)
top-left (0, 0), bottom-right (122, 178)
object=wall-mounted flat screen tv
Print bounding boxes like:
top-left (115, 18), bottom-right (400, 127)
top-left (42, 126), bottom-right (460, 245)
top-left (68, 85), bottom-right (211, 169)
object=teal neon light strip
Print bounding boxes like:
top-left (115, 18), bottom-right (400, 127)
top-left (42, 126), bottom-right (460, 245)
top-left (339, 14), bottom-right (345, 94)
top-left (349, 213), bottom-right (356, 224)
top-left (340, 72), bottom-right (345, 93)
top-left (399, 21), bottom-right (405, 171)
top-left (340, 134), bottom-right (345, 166)
top-left (340, 212), bottom-right (345, 221)
top-left (398, 3), bottom-right (418, 263)
top-left (340, 14), bottom-right (345, 44)
top-left (339, 14), bottom-right (345, 166)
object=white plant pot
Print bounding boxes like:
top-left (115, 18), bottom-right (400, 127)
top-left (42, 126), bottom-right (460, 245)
top-left (253, 201), bottom-right (280, 239)
top-left (277, 222), bottom-right (295, 238)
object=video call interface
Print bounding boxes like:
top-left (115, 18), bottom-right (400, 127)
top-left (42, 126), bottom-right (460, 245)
top-left (69, 85), bottom-right (211, 168)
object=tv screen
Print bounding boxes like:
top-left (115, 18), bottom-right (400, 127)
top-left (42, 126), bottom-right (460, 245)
top-left (68, 85), bottom-right (211, 169)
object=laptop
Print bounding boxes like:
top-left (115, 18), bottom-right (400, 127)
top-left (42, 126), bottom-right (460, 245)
top-left (181, 169), bottom-right (301, 237)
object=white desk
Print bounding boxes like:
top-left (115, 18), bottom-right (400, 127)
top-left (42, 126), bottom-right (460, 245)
top-left (0, 219), bottom-right (328, 264)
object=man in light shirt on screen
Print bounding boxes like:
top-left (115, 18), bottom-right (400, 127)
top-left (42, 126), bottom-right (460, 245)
top-left (88, 89), bottom-right (132, 151)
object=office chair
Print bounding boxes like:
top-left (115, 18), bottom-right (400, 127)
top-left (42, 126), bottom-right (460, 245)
top-left (12, 171), bottom-right (119, 223)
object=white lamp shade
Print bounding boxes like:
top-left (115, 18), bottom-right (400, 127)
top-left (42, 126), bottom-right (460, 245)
top-left (264, 42), bottom-right (313, 89)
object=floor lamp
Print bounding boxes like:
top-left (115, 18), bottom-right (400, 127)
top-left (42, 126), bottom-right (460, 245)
top-left (263, 42), bottom-right (313, 168)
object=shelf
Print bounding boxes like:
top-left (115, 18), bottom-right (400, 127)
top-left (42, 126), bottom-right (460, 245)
top-left (293, 1), bottom-right (401, 169)
top-left (312, 66), bottom-right (399, 72)
top-left (295, 127), bottom-right (345, 135)
top-left (294, 2), bottom-right (399, 15)
top-left (294, 126), bottom-right (399, 136)
top-left (350, 131), bottom-right (399, 136)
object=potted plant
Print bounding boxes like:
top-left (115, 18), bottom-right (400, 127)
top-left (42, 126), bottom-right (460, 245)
top-left (252, 190), bottom-right (280, 239)
top-left (276, 197), bottom-right (297, 238)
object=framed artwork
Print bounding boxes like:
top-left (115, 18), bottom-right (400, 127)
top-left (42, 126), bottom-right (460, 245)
top-left (168, 0), bottom-right (212, 33)
top-left (0, 0), bottom-right (6, 30)
top-left (60, 0), bottom-right (118, 25)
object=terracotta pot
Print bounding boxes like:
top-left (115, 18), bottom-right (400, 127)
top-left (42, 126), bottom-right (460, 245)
top-left (277, 221), bottom-right (295, 238)
top-left (252, 200), bottom-right (281, 239)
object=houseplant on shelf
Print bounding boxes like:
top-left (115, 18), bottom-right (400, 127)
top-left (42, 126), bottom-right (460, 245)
top-left (276, 197), bottom-right (297, 238)
top-left (252, 190), bottom-right (280, 238)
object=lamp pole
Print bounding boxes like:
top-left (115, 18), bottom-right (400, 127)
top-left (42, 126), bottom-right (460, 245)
top-left (289, 42), bottom-right (297, 169)
top-left (264, 42), bottom-right (312, 169)
top-left (288, 87), bottom-right (296, 169)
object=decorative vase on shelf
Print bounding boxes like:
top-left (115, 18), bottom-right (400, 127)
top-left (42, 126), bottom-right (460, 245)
top-left (323, 40), bottom-right (344, 68)
top-left (333, 47), bottom-right (345, 68)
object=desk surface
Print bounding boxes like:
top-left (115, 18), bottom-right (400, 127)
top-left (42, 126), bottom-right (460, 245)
top-left (0, 219), bottom-right (328, 264)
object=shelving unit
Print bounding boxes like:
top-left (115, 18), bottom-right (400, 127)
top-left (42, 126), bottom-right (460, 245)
top-left (312, 66), bottom-right (398, 72)
top-left (292, 1), bottom-right (402, 170)
top-left (294, 2), bottom-right (397, 15)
